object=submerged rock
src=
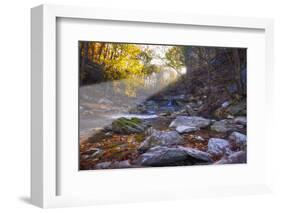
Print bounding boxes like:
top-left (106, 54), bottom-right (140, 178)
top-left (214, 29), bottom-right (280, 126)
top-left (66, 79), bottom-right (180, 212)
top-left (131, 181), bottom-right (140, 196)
top-left (169, 116), bottom-right (211, 129)
top-left (210, 119), bottom-right (244, 133)
top-left (137, 146), bottom-right (212, 167)
top-left (111, 117), bottom-right (147, 134)
top-left (175, 126), bottom-right (199, 134)
top-left (208, 138), bottom-right (231, 156)
top-left (138, 130), bottom-right (183, 153)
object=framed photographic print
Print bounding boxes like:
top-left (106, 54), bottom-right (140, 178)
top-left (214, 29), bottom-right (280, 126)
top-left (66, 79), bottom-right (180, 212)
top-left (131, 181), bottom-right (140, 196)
top-left (31, 4), bottom-right (274, 208)
top-left (78, 41), bottom-right (247, 170)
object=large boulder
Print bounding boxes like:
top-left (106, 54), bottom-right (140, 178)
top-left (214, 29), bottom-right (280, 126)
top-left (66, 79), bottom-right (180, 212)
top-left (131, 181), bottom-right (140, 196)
top-left (169, 116), bottom-right (211, 129)
top-left (210, 119), bottom-right (244, 133)
top-left (137, 146), bottom-right (212, 167)
top-left (207, 138), bottom-right (231, 156)
top-left (111, 117), bottom-right (147, 134)
top-left (215, 151), bottom-right (247, 164)
top-left (138, 130), bottom-right (183, 153)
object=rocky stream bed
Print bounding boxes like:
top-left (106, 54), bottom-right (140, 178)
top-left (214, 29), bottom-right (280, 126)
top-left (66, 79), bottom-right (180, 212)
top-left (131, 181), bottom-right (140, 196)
top-left (79, 93), bottom-right (247, 170)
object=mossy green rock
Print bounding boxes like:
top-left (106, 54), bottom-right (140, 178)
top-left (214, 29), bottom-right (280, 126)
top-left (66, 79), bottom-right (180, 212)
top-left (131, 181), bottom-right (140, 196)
top-left (111, 117), bottom-right (146, 134)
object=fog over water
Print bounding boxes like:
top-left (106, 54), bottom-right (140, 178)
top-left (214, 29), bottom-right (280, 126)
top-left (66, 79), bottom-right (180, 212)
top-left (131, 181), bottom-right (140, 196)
top-left (79, 66), bottom-right (186, 138)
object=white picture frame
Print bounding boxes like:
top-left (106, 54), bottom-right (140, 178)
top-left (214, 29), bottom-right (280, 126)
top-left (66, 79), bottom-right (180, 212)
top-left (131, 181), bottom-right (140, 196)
top-left (31, 4), bottom-right (274, 208)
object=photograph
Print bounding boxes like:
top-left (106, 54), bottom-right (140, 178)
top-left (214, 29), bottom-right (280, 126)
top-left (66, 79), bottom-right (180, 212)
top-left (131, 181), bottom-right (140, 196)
top-left (79, 41), bottom-right (247, 170)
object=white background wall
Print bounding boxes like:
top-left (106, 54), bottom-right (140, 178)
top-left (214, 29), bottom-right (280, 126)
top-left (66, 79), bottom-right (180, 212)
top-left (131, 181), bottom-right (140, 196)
top-left (0, 0), bottom-right (280, 212)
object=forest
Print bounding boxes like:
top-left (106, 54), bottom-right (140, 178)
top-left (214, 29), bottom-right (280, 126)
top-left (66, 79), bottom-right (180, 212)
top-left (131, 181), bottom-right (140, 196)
top-left (79, 41), bottom-right (247, 170)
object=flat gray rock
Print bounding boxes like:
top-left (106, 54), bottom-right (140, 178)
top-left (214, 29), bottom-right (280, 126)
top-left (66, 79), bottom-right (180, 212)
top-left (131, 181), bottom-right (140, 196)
top-left (169, 116), bottom-right (211, 129)
top-left (138, 130), bottom-right (183, 153)
top-left (137, 146), bottom-right (212, 167)
top-left (175, 125), bottom-right (199, 134)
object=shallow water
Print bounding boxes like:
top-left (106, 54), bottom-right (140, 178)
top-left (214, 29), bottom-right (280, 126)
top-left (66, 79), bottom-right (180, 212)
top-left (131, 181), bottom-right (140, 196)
top-left (109, 113), bottom-right (158, 119)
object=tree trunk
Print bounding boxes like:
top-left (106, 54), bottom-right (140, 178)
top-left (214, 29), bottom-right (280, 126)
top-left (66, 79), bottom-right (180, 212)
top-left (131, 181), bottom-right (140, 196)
top-left (104, 44), bottom-right (110, 60)
top-left (80, 42), bottom-right (89, 85)
top-left (82, 42), bottom-right (88, 67)
top-left (91, 43), bottom-right (95, 62)
top-left (79, 42), bottom-right (83, 68)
